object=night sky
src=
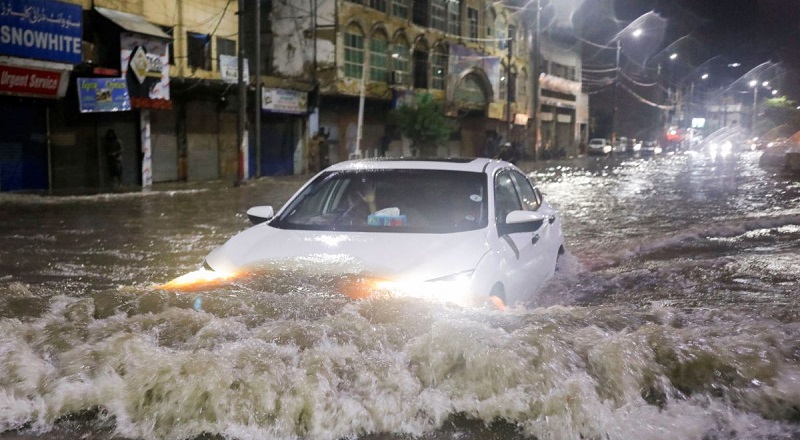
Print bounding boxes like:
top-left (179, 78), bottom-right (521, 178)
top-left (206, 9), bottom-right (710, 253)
top-left (567, 0), bottom-right (800, 138)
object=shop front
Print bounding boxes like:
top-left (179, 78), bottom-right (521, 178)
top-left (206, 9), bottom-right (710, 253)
top-left (0, 0), bottom-right (80, 192)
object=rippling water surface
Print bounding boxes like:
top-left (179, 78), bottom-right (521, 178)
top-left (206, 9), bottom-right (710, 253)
top-left (1, 151), bottom-right (798, 440)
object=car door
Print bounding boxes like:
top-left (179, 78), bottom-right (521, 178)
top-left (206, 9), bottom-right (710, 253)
top-left (493, 170), bottom-right (547, 304)
top-left (509, 171), bottom-right (561, 280)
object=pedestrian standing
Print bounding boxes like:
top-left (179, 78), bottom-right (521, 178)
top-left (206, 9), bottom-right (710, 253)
top-left (105, 129), bottom-right (123, 187)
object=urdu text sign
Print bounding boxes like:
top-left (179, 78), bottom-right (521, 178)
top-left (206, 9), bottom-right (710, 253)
top-left (0, 0), bottom-right (83, 64)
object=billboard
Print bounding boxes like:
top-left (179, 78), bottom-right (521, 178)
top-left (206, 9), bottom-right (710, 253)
top-left (77, 77), bottom-right (131, 112)
top-left (0, 0), bottom-right (83, 64)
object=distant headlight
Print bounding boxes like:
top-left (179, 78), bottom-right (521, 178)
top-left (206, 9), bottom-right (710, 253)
top-left (374, 270), bottom-right (475, 306)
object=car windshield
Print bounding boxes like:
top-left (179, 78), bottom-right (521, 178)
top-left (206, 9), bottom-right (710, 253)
top-left (272, 169), bottom-right (488, 233)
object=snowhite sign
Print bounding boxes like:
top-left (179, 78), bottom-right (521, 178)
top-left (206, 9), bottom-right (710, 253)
top-left (0, 0), bottom-right (83, 64)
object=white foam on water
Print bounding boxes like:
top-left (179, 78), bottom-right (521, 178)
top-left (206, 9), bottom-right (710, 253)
top-left (1, 290), bottom-right (799, 440)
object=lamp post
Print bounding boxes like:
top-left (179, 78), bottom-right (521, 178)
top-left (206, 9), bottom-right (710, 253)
top-left (611, 27), bottom-right (642, 144)
top-left (750, 80), bottom-right (768, 133)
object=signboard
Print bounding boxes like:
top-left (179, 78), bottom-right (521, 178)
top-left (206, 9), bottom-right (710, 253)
top-left (219, 54), bottom-right (248, 84)
top-left (0, 0), bottom-right (82, 64)
top-left (262, 87), bottom-right (307, 114)
top-left (120, 32), bottom-right (170, 108)
top-left (449, 44), bottom-right (500, 101)
top-left (77, 78), bottom-right (131, 112)
top-left (0, 62), bottom-right (65, 97)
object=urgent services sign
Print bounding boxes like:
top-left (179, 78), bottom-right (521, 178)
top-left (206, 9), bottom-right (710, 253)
top-left (0, 0), bottom-right (83, 65)
top-left (0, 62), bottom-right (67, 97)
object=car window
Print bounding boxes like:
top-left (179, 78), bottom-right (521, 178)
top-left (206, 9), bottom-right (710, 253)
top-left (274, 169), bottom-right (488, 233)
top-left (494, 171), bottom-right (522, 223)
top-left (509, 170), bottom-right (541, 211)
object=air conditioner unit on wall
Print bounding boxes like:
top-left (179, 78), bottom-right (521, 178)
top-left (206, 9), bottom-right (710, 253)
top-left (391, 70), bottom-right (405, 85)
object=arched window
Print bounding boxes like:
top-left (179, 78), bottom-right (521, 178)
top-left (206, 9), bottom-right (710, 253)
top-left (391, 35), bottom-right (410, 86)
top-left (370, 30), bottom-right (389, 82)
top-left (486, 9), bottom-right (496, 48)
top-left (431, 44), bottom-right (447, 90)
top-left (344, 24), bottom-right (365, 79)
top-left (518, 69), bottom-right (528, 105)
top-left (413, 39), bottom-right (429, 89)
top-left (496, 14), bottom-right (507, 49)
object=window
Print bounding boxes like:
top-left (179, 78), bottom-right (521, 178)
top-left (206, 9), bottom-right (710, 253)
top-left (509, 171), bottom-right (541, 211)
top-left (344, 25), bottom-right (365, 79)
top-left (391, 38), bottom-right (410, 85)
top-left (392, 0), bottom-right (409, 19)
top-left (454, 74), bottom-right (486, 106)
top-left (518, 70), bottom-right (527, 103)
top-left (494, 171), bottom-right (522, 223)
top-left (509, 67), bottom-right (516, 102)
top-left (369, 32), bottom-right (388, 82)
top-left (159, 26), bottom-right (175, 65)
top-left (431, 45), bottom-right (447, 90)
top-left (467, 8), bottom-right (478, 40)
top-left (431, 0), bottom-right (447, 31)
top-left (216, 37), bottom-right (235, 72)
top-left (187, 31), bottom-right (211, 70)
top-left (370, 0), bottom-right (387, 13)
top-left (413, 46), bottom-right (429, 89)
top-left (496, 15), bottom-right (506, 49)
top-left (447, 0), bottom-right (460, 36)
top-left (413, 0), bottom-right (429, 27)
top-left (486, 9), bottom-right (495, 47)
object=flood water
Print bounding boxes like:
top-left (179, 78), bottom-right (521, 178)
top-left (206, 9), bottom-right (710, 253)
top-left (1, 151), bottom-right (799, 440)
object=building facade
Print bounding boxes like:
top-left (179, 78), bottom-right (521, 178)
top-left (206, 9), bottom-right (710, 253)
top-left (1, 0), bottom-right (588, 193)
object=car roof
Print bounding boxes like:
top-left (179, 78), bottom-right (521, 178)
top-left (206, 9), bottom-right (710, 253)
top-left (324, 157), bottom-right (511, 174)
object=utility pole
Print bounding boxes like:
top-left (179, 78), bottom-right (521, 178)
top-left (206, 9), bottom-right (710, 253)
top-left (506, 38), bottom-right (513, 141)
top-left (254, 0), bottom-right (261, 177)
top-left (530, 0), bottom-right (541, 161)
top-left (751, 84), bottom-right (759, 133)
top-left (612, 39), bottom-right (620, 143)
top-left (237, 0), bottom-right (247, 183)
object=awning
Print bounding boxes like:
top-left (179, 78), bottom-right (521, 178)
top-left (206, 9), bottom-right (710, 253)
top-left (95, 7), bottom-right (172, 40)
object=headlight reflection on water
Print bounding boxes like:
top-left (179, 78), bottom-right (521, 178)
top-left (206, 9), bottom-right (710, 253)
top-left (158, 268), bottom-right (238, 290)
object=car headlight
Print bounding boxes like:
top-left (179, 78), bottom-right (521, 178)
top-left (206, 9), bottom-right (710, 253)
top-left (374, 270), bottom-right (476, 306)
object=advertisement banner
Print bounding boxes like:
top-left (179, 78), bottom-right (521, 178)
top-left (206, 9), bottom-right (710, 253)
top-left (120, 32), bottom-right (170, 108)
top-left (262, 87), bottom-right (307, 114)
top-left (77, 78), bottom-right (131, 113)
top-left (0, 62), bottom-right (64, 97)
top-left (448, 44), bottom-right (501, 101)
top-left (219, 54), bottom-right (248, 84)
top-left (0, 0), bottom-right (82, 64)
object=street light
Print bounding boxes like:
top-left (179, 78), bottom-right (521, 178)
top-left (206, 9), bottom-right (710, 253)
top-left (612, 27), bottom-right (642, 143)
top-left (750, 80), bottom-right (769, 133)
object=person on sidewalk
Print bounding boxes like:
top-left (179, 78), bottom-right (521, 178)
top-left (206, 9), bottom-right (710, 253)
top-left (105, 129), bottom-right (123, 187)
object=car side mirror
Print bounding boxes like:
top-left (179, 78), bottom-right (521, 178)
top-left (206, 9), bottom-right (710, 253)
top-left (498, 210), bottom-right (546, 236)
top-left (247, 206), bottom-right (274, 225)
top-left (505, 210), bottom-right (547, 224)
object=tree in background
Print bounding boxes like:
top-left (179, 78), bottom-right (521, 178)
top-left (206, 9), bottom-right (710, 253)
top-left (391, 93), bottom-right (451, 157)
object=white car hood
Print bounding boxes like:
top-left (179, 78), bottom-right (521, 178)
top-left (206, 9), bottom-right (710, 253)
top-left (205, 224), bottom-right (491, 281)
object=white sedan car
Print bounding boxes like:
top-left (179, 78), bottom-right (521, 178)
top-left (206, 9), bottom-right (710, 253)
top-left (199, 158), bottom-right (565, 307)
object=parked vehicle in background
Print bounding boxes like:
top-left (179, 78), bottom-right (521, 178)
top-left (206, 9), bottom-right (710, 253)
top-left (613, 137), bottom-right (633, 154)
top-left (634, 140), bottom-right (662, 156)
top-left (587, 138), bottom-right (612, 155)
